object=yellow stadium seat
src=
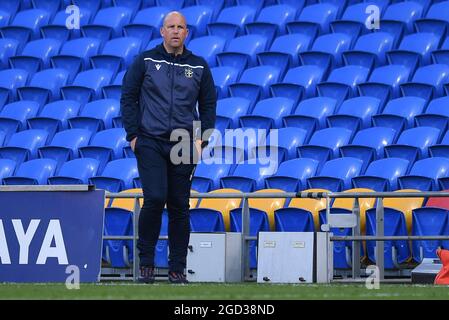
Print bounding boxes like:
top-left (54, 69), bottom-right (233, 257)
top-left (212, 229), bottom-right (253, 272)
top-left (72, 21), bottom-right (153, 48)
top-left (383, 189), bottom-right (424, 232)
top-left (190, 189), bottom-right (199, 209)
top-left (288, 189), bottom-right (330, 230)
top-left (332, 188), bottom-right (376, 234)
top-left (197, 188), bottom-right (242, 230)
top-left (249, 189), bottom-right (286, 230)
top-left (110, 188), bottom-right (143, 211)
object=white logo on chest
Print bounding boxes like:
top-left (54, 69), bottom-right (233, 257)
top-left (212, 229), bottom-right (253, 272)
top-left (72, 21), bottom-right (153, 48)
top-left (155, 64), bottom-right (161, 71)
top-left (185, 68), bottom-right (193, 78)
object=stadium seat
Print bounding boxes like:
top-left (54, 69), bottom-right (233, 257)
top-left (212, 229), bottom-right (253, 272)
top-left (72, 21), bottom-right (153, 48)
top-left (414, 1), bottom-right (449, 39)
top-left (265, 158), bottom-right (319, 192)
top-left (81, 7), bottom-right (133, 43)
top-left (47, 158), bottom-right (100, 185)
top-left (239, 97), bottom-right (294, 130)
top-left (412, 207), bottom-right (449, 263)
top-left (0, 129), bottom-right (48, 166)
top-left (426, 190), bottom-right (449, 210)
top-left (9, 38), bottom-right (62, 74)
top-left (317, 65), bottom-right (370, 105)
top-left (286, 3), bottom-right (338, 38)
top-left (0, 38), bottom-right (19, 70)
top-left (431, 36), bottom-right (449, 65)
top-left (78, 128), bottom-right (127, 174)
top-left (37, 128), bottom-right (92, 171)
top-left (326, 96), bottom-right (381, 135)
top-left (60, 68), bottom-right (114, 105)
top-left (40, 7), bottom-right (92, 42)
top-left (26, 100), bottom-right (81, 141)
top-left (17, 68), bottom-right (69, 107)
top-left (89, 158), bottom-right (139, 192)
top-left (187, 35), bottom-right (226, 67)
top-left (270, 65), bottom-right (325, 103)
top-left (102, 70), bottom-right (126, 101)
top-left (274, 206), bottom-right (315, 232)
top-left (215, 97), bottom-right (251, 134)
top-left (372, 97), bottom-right (427, 137)
top-left (400, 64), bottom-right (449, 101)
top-left (180, 5), bottom-right (213, 38)
top-left (415, 96), bottom-right (449, 134)
top-left (72, 0), bottom-right (101, 17)
top-left (307, 157), bottom-right (363, 192)
top-left (0, 1), bottom-right (20, 21)
top-left (381, 1), bottom-right (424, 37)
top-left (103, 207), bottom-right (133, 267)
top-left (191, 161), bottom-right (233, 192)
top-left (352, 157), bottom-right (410, 191)
top-left (342, 32), bottom-right (395, 69)
top-left (90, 37), bottom-right (142, 77)
top-left (384, 126), bottom-right (440, 165)
top-left (297, 127), bottom-right (353, 169)
top-left (2, 158), bottom-right (56, 185)
top-left (50, 37), bottom-right (102, 83)
top-left (287, 188), bottom-right (330, 230)
top-left (245, 188), bottom-right (286, 231)
top-left (190, 208), bottom-right (226, 232)
top-left (211, 66), bottom-right (240, 99)
top-left (68, 99), bottom-right (119, 133)
top-left (357, 64), bottom-right (411, 108)
top-left (0, 100), bottom-right (40, 143)
top-left (206, 5), bottom-right (256, 41)
top-left (397, 157), bottom-right (449, 191)
top-left (339, 127), bottom-right (397, 173)
top-left (0, 68), bottom-right (29, 108)
top-left (0, 159), bottom-right (16, 183)
top-left (283, 97), bottom-right (337, 141)
top-left (384, 189), bottom-right (425, 233)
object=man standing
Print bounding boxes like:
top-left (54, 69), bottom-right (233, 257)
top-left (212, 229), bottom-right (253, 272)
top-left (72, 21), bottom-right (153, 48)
top-left (120, 11), bottom-right (216, 284)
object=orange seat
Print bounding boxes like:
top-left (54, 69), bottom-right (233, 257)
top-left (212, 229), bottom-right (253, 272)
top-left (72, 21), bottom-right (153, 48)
top-left (288, 189), bottom-right (330, 230)
top-left (383, 189), bottom-right (424, 233)
top-left (248, 189), bottom-right (286, 231)
top-left (110, 188), bottom-right (143, 211)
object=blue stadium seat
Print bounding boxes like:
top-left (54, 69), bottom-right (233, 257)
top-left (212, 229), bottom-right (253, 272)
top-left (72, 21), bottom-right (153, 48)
top-left (81, 7), bottom-right (133, 43)
top-left (265, 158), bottom-right (319, 191)
top-left (400, 64), bottom-right (449, 100)
top-left (340, 127), bottom-right (397, 173)
top-left (0, 129), bottom-right (48, 166)
top-left (307, 157), bottom-right (363, 192)
top-left (0, 38), bottom-right (19, 70)
top-left (431, 36), bottom-right (449, 65)
top-left (326, 96), bottom-right (380, 135)
top-left (89, 158), bottom-right (139, 192)
top-left (145, 37), bottom-right (163, 51)
top-left (190, 209), bottom-right (226, 232)
top-left (206, 5), bottom-right (256, 41)
top-left (216, 34), bottom-right (268, 72)
top-left (357, 64), bottom-right (411, 108)
top-left (196, 0), bottom-right (225, 21)
top-left (188, 35), bottom-right (226, 67)
top-left (113, 0), bottom-right (144, 16)
top-left (102, 70), bottom-right (126, 101)
top-left (32, 0), bottom-right (64, 20)
top-left (0, 1), bottom-right (20, 21)
top-left (0, 68), bottom-right (28, 108)
top-left (317, 65), bottom-right (370, 105)
top-left (386, 32), bottom-right (441, 73)
top-left (414, 1), bottom-right (449, 39)
top-left (155, 0), bottom-right (184, 10)
top-left (0, 9), bottom-right (50, 50)
top-left (103, 207), bottom-right (133, 267)
top-left (297, 127), bottom-right (353, 169)
top-left (365, 208), bottom-right (411, 269)
top-left (415, 96), bottom-right (449, 133)
top-left (412, 207), bottom-right (449, 263)
top-left (342, 32), bottom-right (395, 69)
top-left (50, 38), bottom-right (102, 83)
top-left (68, 98), bottom-right (119, 133)
top-left (37, 128), bottom-right (92, 170)
top-left (40, 7), bottom-right (92, 41)
top-left (239, 97), bottom-right (294, 130)
top-left (211, 66), bottom-right (239, 99)
top-left (220, 159), bottom-right (278, 192)
top-left (0, 101), bottom-right (40, 143)
top-left (0, 10), bottom-right (10, 29)
top-left (90, 37), bottom-right (142, 77)
top-left (192, 161), bottom-right (233, 192)
top-left (352, 157), bottom-right (410, 191)
top-left (78, 128), bottom-right (127, 174)
top-left (9, 38), bottom-right (62, 74)
top-left (155, 209), bottom-right (168, 268)
top-left (397, 157), bottom-right (449, 191)
top-left (270, 65), bottom-right (325, 103)
top-left (72, 0), bottom-right (101, 16)
top-left (230, 206), bottom-right (270, 268)
top-left (299, 33), bottom-right (352, 74)
top-left (228, 66), bottom-right (281, 107)
top-left (244, 4), bottom-right (297, 46)
top-left (48, 158), bottom-right (100, 184)
top-left (17, 68), bottom-right (69, 107)
top-left (0, 159), bottom-right (16, 183)
top-left (180, 5), bottom-right (213, 38)
top-left (2, 158), bottom-right (56, 185)
top-left (274, 207), bottom-right (315, 232)
top-left (256, 33), bottom-right (311, 76)
top-left (123, 6), bottom-right (170, 49)
top-left (286, 3), bottom-right (339, 39)
top-left (26, 100), bottom-right (81, 141)
top-left (60, 68), bottom-right (114, 105)
top-left (372, 96), bottom-right (427, 136)
top-left (215, 97), bottom-right (250, 134)
top-left (384, 126), bottom-right (440, 165)
top-left (429, 129), bottom-right (449, 160)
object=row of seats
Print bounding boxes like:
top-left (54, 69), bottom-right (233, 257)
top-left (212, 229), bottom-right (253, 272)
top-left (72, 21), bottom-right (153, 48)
top-left (103, 187), bottom-right (449, 269)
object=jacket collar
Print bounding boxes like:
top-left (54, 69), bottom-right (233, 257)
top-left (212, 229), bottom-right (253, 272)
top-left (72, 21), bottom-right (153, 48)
top-left (156, 43), bottom-right (192, 61)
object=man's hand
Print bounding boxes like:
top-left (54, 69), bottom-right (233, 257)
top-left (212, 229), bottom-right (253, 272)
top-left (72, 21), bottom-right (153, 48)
top-left (130, 137), bottom-right (137, 152)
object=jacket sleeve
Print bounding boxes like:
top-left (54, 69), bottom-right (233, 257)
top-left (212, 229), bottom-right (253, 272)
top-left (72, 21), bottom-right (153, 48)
top-left (197, 63), bottom-right (217, 145)
top-left (120, 53), bottom-right (145, 142)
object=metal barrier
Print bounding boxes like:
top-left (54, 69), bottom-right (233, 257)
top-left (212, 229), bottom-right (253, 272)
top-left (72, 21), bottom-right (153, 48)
top-left (104, 190), bottom-right (449, 283)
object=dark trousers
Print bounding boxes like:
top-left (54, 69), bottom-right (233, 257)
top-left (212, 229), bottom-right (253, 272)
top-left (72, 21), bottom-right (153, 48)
top-left (134, 135), bottom-right (195, 273)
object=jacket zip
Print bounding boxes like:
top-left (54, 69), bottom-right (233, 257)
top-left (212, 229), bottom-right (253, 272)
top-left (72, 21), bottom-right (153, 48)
top-left (168, 55), bottom-right (175, 134)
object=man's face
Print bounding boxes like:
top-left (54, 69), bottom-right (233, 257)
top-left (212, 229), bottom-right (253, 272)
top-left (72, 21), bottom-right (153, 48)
top-left (160, 13), bottom-right (188, 51)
